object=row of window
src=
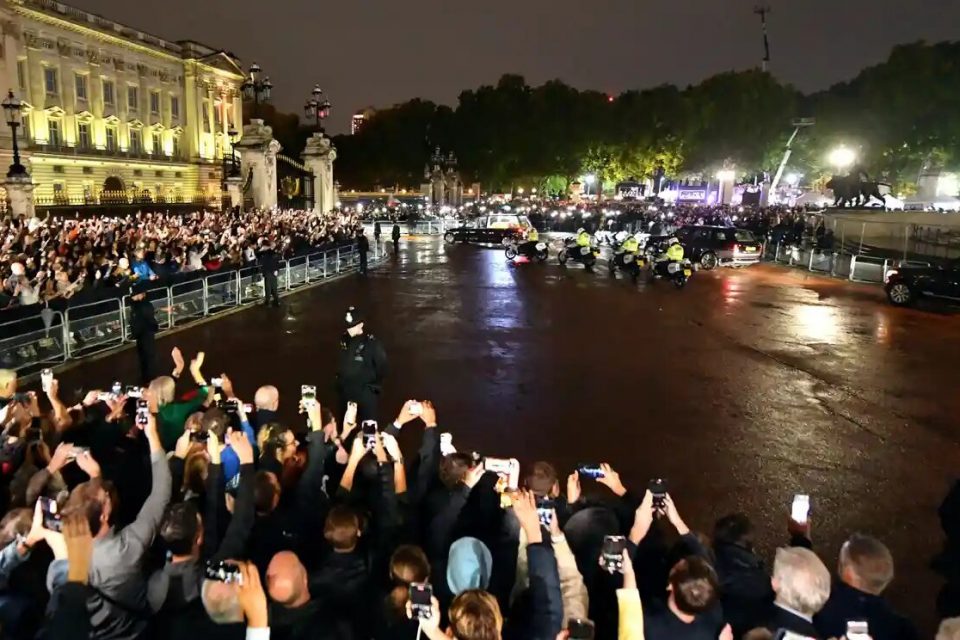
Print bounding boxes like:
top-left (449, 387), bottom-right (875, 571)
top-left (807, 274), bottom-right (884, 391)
top-left (20, 61), bottom-right (181, 118)
top-left (45, 120), bottom-right (181, 156)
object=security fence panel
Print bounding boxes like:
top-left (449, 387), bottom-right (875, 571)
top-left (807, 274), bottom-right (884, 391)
top-left (239, 267), bottom-right (264, 304)
top-left (205, 272), bottom-right (238, 312)
top-left (808, 250), bottom-right (834, 273)
top-left (67, 299), bottom-right (125, 359)
top-left (287, 256), bottom-right (308, 289)
top-left (0, 310), bottom-right (67, 373)
top-left (170, 280), bottom-right (206, 326)
top-left (849, 255), bottom-right (887, 283)
top-left (305, 252), bottom-right (327, 282)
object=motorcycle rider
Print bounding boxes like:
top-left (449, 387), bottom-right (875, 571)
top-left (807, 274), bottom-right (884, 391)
top-left (575, 227), bottom-right (591, 248)
top-left (655, 236), bottom-right (685, 276)
top-left (517, 226), bottom-right (541, 257)
top-left (618, 234), bottom-right (640, 255)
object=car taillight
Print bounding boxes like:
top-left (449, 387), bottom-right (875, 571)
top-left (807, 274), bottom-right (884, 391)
top-left (725, 241), bottom-right (738, 252)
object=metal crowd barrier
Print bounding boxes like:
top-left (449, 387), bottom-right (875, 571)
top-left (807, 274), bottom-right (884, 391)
top-left (761, 242), bottom-right (894, 285)
top-left (8, 242), bottom-right (384, 376)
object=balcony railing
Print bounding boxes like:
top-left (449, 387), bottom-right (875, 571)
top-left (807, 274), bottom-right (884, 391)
top-left (34, 189), bottom-right (221, 207)
top-left (28, 143), bottom-right (188, 163)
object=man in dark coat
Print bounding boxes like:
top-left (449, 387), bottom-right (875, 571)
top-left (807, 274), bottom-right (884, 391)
top-left (391, 224), bottom-right (401, 254)
top-left (259, 241), bottom-right (281, 308)
top-left (129, 281), bottom-right (159, 384)
top-left (356, 231), bottom-right (369, 276)
top-left (814, 534), bottom-right (917, 640)
top-left (336, 306), bottom-right (387, 421)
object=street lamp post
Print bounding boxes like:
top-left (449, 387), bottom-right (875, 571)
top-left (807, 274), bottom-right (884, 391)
top-left (241, 63), bottom-right (272, 120)
top-left (303, 85), bottom-right (331, 133)
top-left (227, 126), bottom-right (239, 176)
top-left (2, 90), bottom-right (27, 177)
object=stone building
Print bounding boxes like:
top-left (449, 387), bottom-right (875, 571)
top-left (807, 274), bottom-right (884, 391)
top-left (0, 0), bottom-right (245, 208)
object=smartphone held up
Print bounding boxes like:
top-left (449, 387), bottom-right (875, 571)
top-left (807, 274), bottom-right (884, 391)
top-left (408, 582), bottom-right (433, 619)
top-left (791, 494), bottom-right (810, 524)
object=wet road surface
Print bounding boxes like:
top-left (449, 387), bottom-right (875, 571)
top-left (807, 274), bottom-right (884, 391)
top-left (54, 236), bottom-right (960, 632)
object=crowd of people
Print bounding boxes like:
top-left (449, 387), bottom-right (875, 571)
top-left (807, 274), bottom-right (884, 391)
top-left (0, 209), bottom-right (364, 311)
top-left (0, 337), bottom-right (950, 640)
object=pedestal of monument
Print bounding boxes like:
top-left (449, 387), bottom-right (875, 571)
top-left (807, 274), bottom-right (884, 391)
top-left (4, 172), bottom-right (35, 218)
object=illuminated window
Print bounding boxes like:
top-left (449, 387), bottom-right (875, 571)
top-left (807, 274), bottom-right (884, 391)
top-left (77, 122), bottom-right (90, 149)
top-left (48, 119), bottom-right (61, 146)
top-left (152, 131), bottom-right (161, 154)
top-left (202, 100), bottom-right (211, 133)
top-left (105, 126), bottom-right (117, 151)
top-left (16, 60), bottom-right (26, 92)
top-left (43, 68), bottom-right (58, 96)
top-left (171, 135), bottom-right (180, 158)
top-left (75, 74), bottom-right (87, 101)
top-left (103, 80), bottom-right (115, 106)
top-left (129, 129), bottom-right (142, 153)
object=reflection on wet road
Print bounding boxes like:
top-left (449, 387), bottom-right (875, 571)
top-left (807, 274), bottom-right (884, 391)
top-left (55, 236), bottom-right (960, 631)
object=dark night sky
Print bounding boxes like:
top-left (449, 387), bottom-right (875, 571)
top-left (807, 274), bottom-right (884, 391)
top-left (72, 0), bottom-right (959, 134)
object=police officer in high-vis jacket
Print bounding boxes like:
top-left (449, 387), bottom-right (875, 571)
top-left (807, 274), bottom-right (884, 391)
top-left (336, 306), bottom-right (388, 421)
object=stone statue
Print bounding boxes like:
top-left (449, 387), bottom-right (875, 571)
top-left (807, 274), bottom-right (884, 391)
top-left (826, 173), bottom-right (887, 208)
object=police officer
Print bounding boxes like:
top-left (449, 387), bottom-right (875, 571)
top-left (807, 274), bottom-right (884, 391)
top-left (129, 280), bottom-right (159, 384)
top-left (655, 236), bottom-right (685, 276)
top-left (356, 229), bottom-right (369, 276)
top-left (576, 227), bottom-right (591, 248)
top-left (391, 223), bottom-right (401, 254)
top-left (619, 234), bottom-right (639, 255)
top-left (336, 306), bottom-right (387, 421)
top-left (259, 240), bottom-right (280, 307)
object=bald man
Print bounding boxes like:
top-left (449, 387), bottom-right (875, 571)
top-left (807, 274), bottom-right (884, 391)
top-left (253, 385), bottom-right (279, 431)
top-left (266, 551), bottom-right (310, 608)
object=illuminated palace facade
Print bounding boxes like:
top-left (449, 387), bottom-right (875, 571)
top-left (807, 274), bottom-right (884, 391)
top-left (0, 0), bottom-right (244, 207)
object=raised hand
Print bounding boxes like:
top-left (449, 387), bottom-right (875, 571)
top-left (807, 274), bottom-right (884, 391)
top-left (511, 489), bottom-right (543, 544)
top-left (420, 400), bottom-right (437, 428)
top-left (74, 450), bottom-right (101, 479)
top-left (597, 463), bottom-right (627, 496)
top-left (381, 432), bottom-right (402, 462)
top-left (566, 471), bottom-right (581, 505)
top-left (663, 494), bottom-right (689, 535)
top-left (229, 430), bottom-right (254, 465)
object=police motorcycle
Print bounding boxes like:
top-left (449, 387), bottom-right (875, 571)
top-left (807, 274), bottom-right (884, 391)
top-left (607, 237), bottom-right (644, 281)
top-left (645, 237), bottom-right (693, 289)
top-left (505, 235), bottom-right (549, 262)
top-left (557, 230), bottom-right (600, 268)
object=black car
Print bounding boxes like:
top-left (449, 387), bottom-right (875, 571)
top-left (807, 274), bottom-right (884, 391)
top-left (885, 260), bottom-right (960, 306)
top-left (672, 225), bottom-right (763, 270)
top-left (443, 214), bottom-right (529, 246)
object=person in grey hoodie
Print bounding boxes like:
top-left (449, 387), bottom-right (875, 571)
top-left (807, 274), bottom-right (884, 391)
top-left (45, 409), bottom-right (172, 640)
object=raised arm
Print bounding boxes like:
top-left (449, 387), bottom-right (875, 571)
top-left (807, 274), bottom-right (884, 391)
top-left (213, 432), bottom-right (255, 561)
top-left (118, 410), bottom-right (171, 555)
